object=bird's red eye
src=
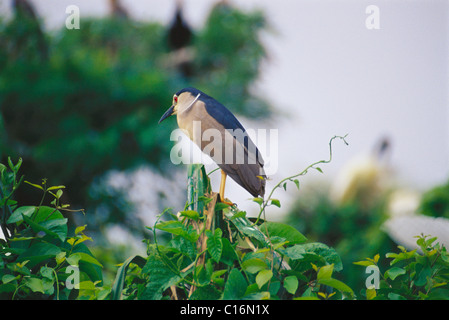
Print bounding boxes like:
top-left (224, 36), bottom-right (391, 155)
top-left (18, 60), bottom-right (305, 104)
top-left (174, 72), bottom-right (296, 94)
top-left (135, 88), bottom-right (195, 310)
top-left (174, 96), bottom-right (178, 103)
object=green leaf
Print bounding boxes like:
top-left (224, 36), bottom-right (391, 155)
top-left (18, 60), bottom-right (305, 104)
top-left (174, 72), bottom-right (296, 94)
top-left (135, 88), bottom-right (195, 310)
top-left (23, 214), bottom-right (68, 243)
top-left (214, 202), bottom-right (231, 211)
top-left (385, 267), bottom-right (406, 280)
top-left (40, 266), bottom-right (54, 280)
top-left (7, 206), bottom-right (36, 224)
top-left (220, 238), bottom-right (238, 266)
top-left (427, 288), bottom-right (449, 300)
top-left (256, 269), bottom-right (273, 289)
top-left (206, 228), bottom-right (223, 263)
top-left (282, 244), bottom-right (306, 260)
top-left (387, 292), bottom-right (406, 300)
top-left (197, 196), bottom-right (213, 205)
top-left (111, 255), bottom-right (147, 300)
top-left (223, 269), bottom-right (247, 300)
top-left (260, 221), bottom-right (307, 245)
top-left (284, 275), bottom-right (299, 295)
top-left (226, 211), bottom-right (267, 244)
top-left (17, 242), bottom-right (62, 268)
top-left (231, 210), bottom-right (246, 219)
top-left (67, 252), bottom-right (103, 268)
top-left (75, 225), bottom-right (87, 235)
top-left (56, 189), bottom-right (63, 199)
top-left (33, 206), bottom-right (64, 223)
top-left (294, 296), bottom-right (320, 300)
top-left (301, 243), bottom-right (343, 271)
top-left (386, 249), bottom-right (417, 265)
top-left (179, 210), bottom-right (200, 221)
top-left (241, 258), bottom-right (268, 274)
top-left (0, 163), bottom-right (6, 175)
top-left (2, 274), bottom-right (18, 284)
top-left (353, 260), bottom-right (375, 267)
top-left (40, 218), bottom-right (68, 242)
top-left (7, 157), bottom-right (14, 171)
top-left (69, 242), bottom-right (103, 283)
top-left (318, 278), bottom-right (353, 295)
top-left (366, 287), bottom-right (377, 300)
top-left (190, 285), bottom-right (222, 300)
top-left (56, 252), bottom-right (66, 265)
top-left (24, 277), bottom-right (45, 294)
top-left (7, 261), bottom-right (30, 276)
top-left (196, 260), bottom-right (213, 286)
top-left (317, 264), bottom-right (334, 280)
top-left (293, 179), bottom-right (300, 190)
top-left (140, 255), bottom-right (181, 300)
top-left (156, 220), bottom-right (199, 243)
top-left (415, 265), bottom-right (431, 286)
top-left (47, 185), bottom-right (66, 191)
top-left (24, 181), bottom-right (43, 190)
top-left (270, 199), bottom-right (281, 208)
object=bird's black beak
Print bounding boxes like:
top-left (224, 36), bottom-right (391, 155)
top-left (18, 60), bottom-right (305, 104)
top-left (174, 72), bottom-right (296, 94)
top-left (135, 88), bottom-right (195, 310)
top-left (158, 105), bottom-right (175, 124)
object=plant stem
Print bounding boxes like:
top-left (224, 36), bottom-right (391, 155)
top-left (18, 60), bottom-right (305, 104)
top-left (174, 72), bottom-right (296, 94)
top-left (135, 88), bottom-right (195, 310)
top-left (254, 135), bottom-right (348, 224)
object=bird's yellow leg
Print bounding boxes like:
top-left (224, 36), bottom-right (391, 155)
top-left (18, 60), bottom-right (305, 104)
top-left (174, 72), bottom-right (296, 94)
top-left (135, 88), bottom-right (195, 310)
top-left (219, 170), bottom-right (234, 206)
top-left (219, 170), bottom-right (227, 200)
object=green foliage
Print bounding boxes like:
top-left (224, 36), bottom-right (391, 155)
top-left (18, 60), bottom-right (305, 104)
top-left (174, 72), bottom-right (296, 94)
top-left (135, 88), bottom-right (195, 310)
top-left (0, 158), bottom-right (107, 299)
top-left (112, 164), bottom-right (353, 300)
top-left (3, 156), bottom-right (449, 300)
top-left (355, 235), bottom-right (449, 300)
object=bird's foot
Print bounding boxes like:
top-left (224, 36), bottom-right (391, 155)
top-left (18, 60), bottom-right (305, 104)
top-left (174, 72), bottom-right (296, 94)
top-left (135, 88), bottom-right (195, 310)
top-left (222, 200), bottom-right (235, 207)
top-left (219, 196), bottom-right (235, 207)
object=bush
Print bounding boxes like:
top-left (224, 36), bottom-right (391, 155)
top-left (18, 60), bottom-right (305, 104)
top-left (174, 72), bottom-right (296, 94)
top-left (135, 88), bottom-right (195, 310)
top-left (2, 149), bottom-right (448, 300)
top-left (0, 158), bottom-right (106, 299)
top-left (112, 164), bottom-right (353, 300)
top-left (355, 234), bottom-right (449, 300)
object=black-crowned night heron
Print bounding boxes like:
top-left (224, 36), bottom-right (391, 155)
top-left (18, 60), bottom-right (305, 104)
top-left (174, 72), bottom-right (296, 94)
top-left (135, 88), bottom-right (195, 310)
top-left (158, 87), bottom-right (266, 203)
top-left (167, 0), bottom-right (192, 51)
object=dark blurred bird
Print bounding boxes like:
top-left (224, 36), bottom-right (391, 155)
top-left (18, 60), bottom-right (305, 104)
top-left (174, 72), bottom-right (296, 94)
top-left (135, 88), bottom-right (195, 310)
top-left (109, 0), bottom-right (129, 19)
top-left (12, 0), bottom-right (48, 61)
top-left (166, 0), bottom-right (194, 78)
top-left (13, 0), bottom-right (36, 17)
top-left (159, 87), bottom-right (266, 202)
top-left (168, 0), bottom-right (192, 50)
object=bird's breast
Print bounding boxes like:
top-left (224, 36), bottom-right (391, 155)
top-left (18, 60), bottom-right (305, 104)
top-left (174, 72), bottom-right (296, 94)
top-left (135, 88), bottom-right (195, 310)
top-left (177, 101), bottom-right (230, 162)
top-left (177, 102), bottom-right (222, 140)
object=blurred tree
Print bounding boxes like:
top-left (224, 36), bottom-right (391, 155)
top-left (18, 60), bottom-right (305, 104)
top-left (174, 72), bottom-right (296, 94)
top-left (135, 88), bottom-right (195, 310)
top-left (1, 0), bottom-right (49, 62)
top-left (284, 184), bottom-right (397, 295)
top-left (193, 2), bottom-right (271, 116)
top-left (419, 179), bottom-right (449, 219)
top-left (0, 3), bottom-right (271, 241)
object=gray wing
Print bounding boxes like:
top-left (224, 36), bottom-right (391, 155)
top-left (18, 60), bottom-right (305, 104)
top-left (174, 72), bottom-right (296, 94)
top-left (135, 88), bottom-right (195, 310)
top-left (201, 95), bottom-right (266, 197)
